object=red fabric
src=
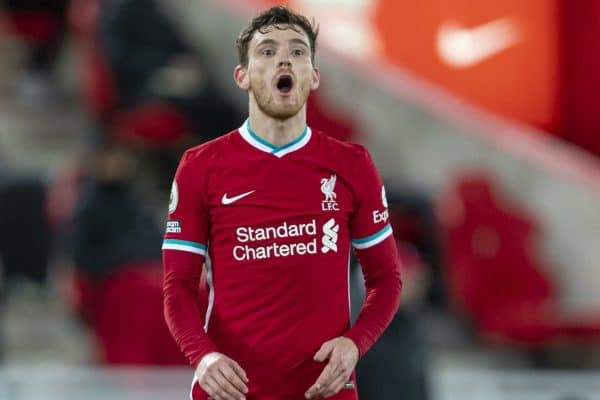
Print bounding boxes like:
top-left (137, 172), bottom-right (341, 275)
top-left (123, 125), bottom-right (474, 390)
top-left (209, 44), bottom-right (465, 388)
top-left (81, 47), bottom-right (116, 121)
top-left (67, 0), bottom-right (101, 40)
top-left (344, 236), bottom-right (402, 356)
top-left (68, 0), bottom-right (117, 120)
top-left (307, 92), bottom-right (357, 142)
top-left (112, 102), bottom-right (190, 147)
top-left (163, 251), bottom-right (217, 368)
top-left (163, 128), bottom-right (401, 398)
top-left (438, 172), bottom-right (600, 346)
top-left (563, 0), bottom-right (600, 156)
top-left (438, 172), bottom-right (557, 345)
top-left (73, 262), bottom-right (187, 365)
top-left (191, 372), bottom-right (358, 400)
top-left (0, 11), bottom-right (59, 44)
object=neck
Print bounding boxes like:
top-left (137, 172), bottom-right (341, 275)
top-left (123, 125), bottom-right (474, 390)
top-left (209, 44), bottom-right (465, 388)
top-left (248, 99), bottom-right (307, 147)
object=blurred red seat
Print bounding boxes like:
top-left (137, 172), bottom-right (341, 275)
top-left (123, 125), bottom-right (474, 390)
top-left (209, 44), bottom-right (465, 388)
top-left (111, 101), bottom-right (190, 147)
top-left (0, 10), bottom-right (60, 45)
top-left (437, 171), bottom-right (600, 347)
top-left (70, 261), bottom-right (188, 365)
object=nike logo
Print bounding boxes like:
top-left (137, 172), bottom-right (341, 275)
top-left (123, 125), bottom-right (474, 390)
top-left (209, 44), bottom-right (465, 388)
top-left (436, 17), bottom-right (521, 68)
top-left (221, 190), bottom-right (255, 205)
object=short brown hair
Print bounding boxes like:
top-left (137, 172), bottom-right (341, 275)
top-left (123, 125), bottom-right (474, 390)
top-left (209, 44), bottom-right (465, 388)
top-left (236, 6), bottom-right (319, 67)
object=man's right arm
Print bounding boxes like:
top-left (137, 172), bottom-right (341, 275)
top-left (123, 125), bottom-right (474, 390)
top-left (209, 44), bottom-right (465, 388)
top-left (162, 151), bottom-right (249, 399)
top-left (162, 150), bottom-right (215, 366)
top-left (163, 249), bottom-right (249, 399)
top-left (162, 249), bottom-right (217, 366)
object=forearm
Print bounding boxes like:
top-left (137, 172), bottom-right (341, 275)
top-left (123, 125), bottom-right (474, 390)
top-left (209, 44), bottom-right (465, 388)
top-left (163, 250), bottom-right (218, 367)
top-left (344, 237), bottom-right (402, 356)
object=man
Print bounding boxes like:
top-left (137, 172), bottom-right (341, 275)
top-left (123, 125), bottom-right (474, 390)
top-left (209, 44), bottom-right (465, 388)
top-left (163, 6), bottom-right (401, 400)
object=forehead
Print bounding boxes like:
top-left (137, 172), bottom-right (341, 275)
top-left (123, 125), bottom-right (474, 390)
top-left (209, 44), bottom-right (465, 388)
top-left (249, 24), bottom-right (310, 48)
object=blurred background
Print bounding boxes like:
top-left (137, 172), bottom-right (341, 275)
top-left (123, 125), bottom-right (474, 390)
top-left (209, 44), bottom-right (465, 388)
top-left (1, 0), bottom-right (600, 399)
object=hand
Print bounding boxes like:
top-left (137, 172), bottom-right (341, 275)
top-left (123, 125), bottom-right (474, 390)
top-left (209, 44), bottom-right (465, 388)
top-left (195, 352), bottom-right (249, 400)
top-left (305, 337), bottom-right (359, 399)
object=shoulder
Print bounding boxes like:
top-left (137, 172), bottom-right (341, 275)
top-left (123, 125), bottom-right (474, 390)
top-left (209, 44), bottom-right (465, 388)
top-left (180, 129), bottom-right (238, 167)
top-left (312, 128), bottom-right (371, 164)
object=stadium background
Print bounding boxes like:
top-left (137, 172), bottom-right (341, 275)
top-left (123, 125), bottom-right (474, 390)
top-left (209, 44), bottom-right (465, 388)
top-left (1, 0), bottom-right (600, 398)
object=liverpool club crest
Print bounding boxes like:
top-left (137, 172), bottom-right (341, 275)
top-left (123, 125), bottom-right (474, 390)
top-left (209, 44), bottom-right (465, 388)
top-left (320, 174), bottom-right (339, 211)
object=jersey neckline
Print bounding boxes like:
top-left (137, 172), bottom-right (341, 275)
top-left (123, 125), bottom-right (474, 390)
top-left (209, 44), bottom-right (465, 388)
top-left (237, 118), bottom-right (312, 158)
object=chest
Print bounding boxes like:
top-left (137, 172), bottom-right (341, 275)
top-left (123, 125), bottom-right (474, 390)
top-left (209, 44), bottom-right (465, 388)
top-left (205, 155), bottom-right (354, 227)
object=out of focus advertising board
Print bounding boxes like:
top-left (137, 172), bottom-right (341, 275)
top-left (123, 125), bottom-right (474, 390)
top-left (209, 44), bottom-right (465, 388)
top-left (260, 0), bottom-right (565, 136)
top-left (373, 0), bottom-right (564, 134)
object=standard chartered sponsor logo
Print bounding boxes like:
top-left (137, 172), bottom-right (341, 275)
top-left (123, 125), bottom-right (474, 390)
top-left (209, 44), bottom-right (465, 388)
top-left (321, 218), bottom-right (339, 253)
top-left (233, 219), bottom-right (339, 261)
top-left (236, 220), bottom-right (316, 242)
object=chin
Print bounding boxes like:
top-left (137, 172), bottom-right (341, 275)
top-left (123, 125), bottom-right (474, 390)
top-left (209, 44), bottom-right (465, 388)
top-left (269, 110), bottom-right (299, 120)
top-left (262, 103), bottom-right (303, 120)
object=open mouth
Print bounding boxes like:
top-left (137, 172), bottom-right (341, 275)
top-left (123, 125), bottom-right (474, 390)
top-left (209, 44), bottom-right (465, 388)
top-left (276, 75), bottom-right (293, 94)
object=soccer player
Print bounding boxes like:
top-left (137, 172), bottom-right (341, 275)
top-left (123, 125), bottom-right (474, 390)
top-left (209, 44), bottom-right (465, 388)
top-left (162, 6), bottom-right (402, 400)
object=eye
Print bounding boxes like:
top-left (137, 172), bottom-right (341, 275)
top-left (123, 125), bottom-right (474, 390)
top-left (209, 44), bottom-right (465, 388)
top-left (292, 48), bottom-right (305, 56)
top-left (262, 48), bottom-right (275, 56)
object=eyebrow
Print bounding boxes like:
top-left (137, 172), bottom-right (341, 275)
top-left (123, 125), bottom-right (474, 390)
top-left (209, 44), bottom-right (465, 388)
top-left (256, 38), bottom-right (310, 48)
top-left (289, 38), bottom-right (309, 48)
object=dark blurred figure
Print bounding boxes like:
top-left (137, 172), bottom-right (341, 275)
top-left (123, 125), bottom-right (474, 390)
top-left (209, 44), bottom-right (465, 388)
top-left (351, 251), bottom-right (430, 400)
top-left (0, 0), bottom-right (70, 100)
top-left (96, 0), bottom-right (241, 149)
top-left (389, 188), bottom-right (446, 309)
top-left (71, 144), bottom-right (185, 365)
top-left (67, 0), bottom-right (240, 189)
top-left (73, 145), bottom-right (160, 278)
top-left (351, 187), bottom-right (434, 400)
top-left (99, 0), bottom-right (241, 135)
top-left (0, 174), bottom-right (50, 292)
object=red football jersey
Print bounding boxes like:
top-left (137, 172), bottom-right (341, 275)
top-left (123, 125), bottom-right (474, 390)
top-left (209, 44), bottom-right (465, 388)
top-left (163, 120), bottom-right (401, 400)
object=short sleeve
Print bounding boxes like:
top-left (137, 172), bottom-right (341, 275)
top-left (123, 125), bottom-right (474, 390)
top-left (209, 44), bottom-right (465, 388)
top-left (162, 151), bottom-right (209, 256)
top-left (350, 147), bottom-right (393, 250)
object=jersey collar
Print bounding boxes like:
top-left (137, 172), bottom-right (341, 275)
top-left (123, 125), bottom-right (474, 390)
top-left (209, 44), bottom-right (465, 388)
top-left (238, 119), bottom-right (312, 158)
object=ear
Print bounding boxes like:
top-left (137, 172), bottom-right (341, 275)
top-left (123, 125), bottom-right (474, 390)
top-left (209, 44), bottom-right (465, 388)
top-left (311, 66), bottom-right (320, 91)
top-left (234, 65), bottom-right (250, 91)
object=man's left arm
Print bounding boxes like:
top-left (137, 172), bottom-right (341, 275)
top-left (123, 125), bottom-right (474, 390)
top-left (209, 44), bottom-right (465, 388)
top-left (344, 145), bottom-right (402, 355)
top-left (306, 146), bottom-right (402, 399)
top-left (344, 236), bottom-right (402, 355)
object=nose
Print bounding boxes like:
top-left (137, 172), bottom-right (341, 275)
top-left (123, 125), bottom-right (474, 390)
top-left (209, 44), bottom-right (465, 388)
top-left (278, 47), bottom-right (291, 67)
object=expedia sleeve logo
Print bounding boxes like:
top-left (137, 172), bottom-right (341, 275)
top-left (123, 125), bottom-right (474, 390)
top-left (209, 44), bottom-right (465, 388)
top-left (372, 186), bottom-right (389, 224)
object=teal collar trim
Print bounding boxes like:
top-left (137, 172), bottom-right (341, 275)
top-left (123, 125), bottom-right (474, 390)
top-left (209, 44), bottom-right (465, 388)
top-left (239, 118), bottom-right (312, 158)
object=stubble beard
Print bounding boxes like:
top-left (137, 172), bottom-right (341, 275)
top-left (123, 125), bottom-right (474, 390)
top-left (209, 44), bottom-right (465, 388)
top-left (250, 75), bottom-right (311, 120)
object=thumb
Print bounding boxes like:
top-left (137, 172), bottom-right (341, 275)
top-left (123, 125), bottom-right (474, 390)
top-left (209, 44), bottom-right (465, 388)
top-left (313, 340), bottom-right (334, 362)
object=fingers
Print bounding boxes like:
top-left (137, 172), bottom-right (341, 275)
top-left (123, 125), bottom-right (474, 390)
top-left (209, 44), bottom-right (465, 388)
top-left (313, 341), bottom-right (334, 362)
top-left (319, 373), bottom-right (348, 398)
top-left (305, 356), bottom-right (346, 398)
top-left (218, 363), bottom-right (249, 394)
top-left (306, 343), bottom-right (335, 398)
top-left (306, 338), bottom-right (359, 399)
top-left (197, 353), bottom-right (249, 400)
top-left (229, 359), bottom-right (249, 384)
top-left (211, 368), bottom-right (246, 400)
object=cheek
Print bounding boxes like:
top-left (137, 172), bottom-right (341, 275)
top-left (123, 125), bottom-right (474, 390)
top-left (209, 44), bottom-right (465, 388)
top-left (249, 60), bottom-right (270, 76)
